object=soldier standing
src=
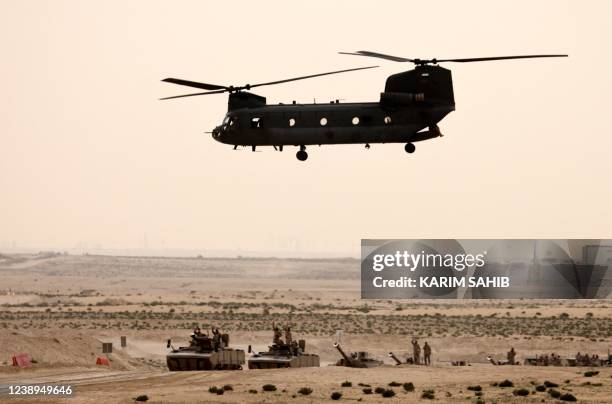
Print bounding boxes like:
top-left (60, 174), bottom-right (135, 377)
top-left (412, 339), bottom-right (421, 364)
top-left (273, 323), bottom-right (283, 345)
top-left (423, 342), bottom-right (432, 365)
top-left (507, 347), bottom-right (516, 365)
top-left (212, 327), bottom-right (221, 352)
top-left (284, 325), bottom-right (293, 345)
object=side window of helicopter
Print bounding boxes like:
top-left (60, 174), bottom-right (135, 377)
top-left (250, 117), bottom-right (263, 129)
top-left (384, 116), bottom-right (392, 125)
top-left (288, 118), bottom-right (296, 127)
top-left (228, 116), bottom-right (235, 126)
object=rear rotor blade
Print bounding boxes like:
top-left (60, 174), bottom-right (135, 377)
top-left (162, 78), bottom-right (229, 91)
top-left (340, 50), bottom-right (568, 65)
top-left (436, 54), bottom-right (568, 63)
top-left (248, 65), bottom-right (378, 89)
top-left (159, 89), bottom-right (228, 100)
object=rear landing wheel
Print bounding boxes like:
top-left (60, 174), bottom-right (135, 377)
top-left (296, 150), bottom-right (308, 161)
top-left (404, 143), bottom-right (416, 153)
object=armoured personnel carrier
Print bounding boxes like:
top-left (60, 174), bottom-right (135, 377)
top-left (248, 324), bottom-right (319, 369)
top-left (166, 329), bottom-right (245, 371)
top-left (334, 343), bottom-right (383, 368)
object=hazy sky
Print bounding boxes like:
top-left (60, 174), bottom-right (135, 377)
top-left (1, 1), bottom-right (610, 256)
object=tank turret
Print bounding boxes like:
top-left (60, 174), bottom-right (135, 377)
top-left (248, 327), bottom-right (319, 369)
top-left (166, 329), bottom-right (245, 371)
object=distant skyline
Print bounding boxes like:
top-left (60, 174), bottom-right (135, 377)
top-left (1, 1), bottom-right (611, 256)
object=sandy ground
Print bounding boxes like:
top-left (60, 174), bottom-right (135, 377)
top-left (0, 253), bottom-right (611, 403)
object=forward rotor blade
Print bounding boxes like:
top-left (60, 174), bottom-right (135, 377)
top-left (162, 78), bottom-right (228, 91)
top-left (249, 65), bottom-right (378, 89)
top-left (339, 51), bottom-right (415, 63)
top-left (436, 54), bottom-right (568, 63)
top-left (159, 89), bottom-right (227, 100)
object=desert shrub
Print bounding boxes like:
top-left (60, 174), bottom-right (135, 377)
top-left (388, 381), bottom-right (401, 387)
top-left (298, 387), bottom-right (312, 396)
top-left (248, 389), bottom-right (257, 394)
top-left (216, 389), bottom-right (224, 395)
top-left (222, 384), bottom-right (233, 391)
top-left (381, 389), bottom-right (395, 398)
top-left (476, 399), bottom-right (485, 404)
top-left (358, 383), bottom-right (370, 387)
top-left (513, 388), bottom-right (529, 396)
top-left (560, 393), bottom-right (577, 401)
top-left (498, 379), bottom-right (514, 387)
top-left (374, 387), bottom-right (385, 394)
top-left (403, 382), bottom-right (415, 392)
top-left (535, 385), bottom-right (546, 392)
top-left (331, 391), bottom-right (342, 400)
top-left (544, 380), bottom-right (558, 387)
top-left (362, 387), bottom-right (372, 394)
top-left (422, 389), bottom-right (435, 399)
top-left (341, 381), bottom-right (352, 387)
top-left (208, 386), bottom-right (218, 394)
top-left (262, 384), bottom-right (277, 392)
top-left (467, 385), bottom-right (482, 391)
top-left (475, 391), bottom-right (483, 397)
top-left (134, 395), bottom-right (148, 402)
top-left (584, 370), bottom-right (599, 377)
top-left (548, 389), bottom-right (561, 398)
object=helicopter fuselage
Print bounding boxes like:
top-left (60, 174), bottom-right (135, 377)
top-left (212, 100), bottom-right (454, 147)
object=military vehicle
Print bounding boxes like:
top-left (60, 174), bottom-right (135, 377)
top-left (161, 52), bottom-right (566, 161)
top-left (248, 339), bottom-right (319, 369)
top-left (166, 329), bottom-right (245, 371)
top-left (388, 351), bottom-right (413, 365)
top-left (333, 342), bottom-right (383, 368)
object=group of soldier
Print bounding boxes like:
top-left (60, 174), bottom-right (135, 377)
top-left (534, 352), bottom-right (563, 366)
top-left (411, 339), bottom-right (432, 365)
top-left (272, 322), bottom-right (293, 346)
top-left (273, 322), bottom-right (303, 355)
top-left (191, 326), bottom-right (224, 351)
top-left (575, 352), bottom-right (601, 366)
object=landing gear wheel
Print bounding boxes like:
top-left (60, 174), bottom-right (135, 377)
top-left (296, 150), bottom-right (308, 161)
top-left (404, 142), bottom-right (416, 153)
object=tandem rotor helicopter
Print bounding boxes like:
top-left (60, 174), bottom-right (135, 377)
top-left (161, 51), bottom-right (567, 161)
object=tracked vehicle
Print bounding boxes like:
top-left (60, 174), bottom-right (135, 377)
top-left (248, 339), bottom-right (319, 369)
top-left (333, 343), bottom-right (383, 368)
top-left (166, 330), bottom-right (245, 371)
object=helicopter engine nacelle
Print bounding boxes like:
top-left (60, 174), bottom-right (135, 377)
top-left (383, 65), bottom-right (455, 106)
top-left (380, 92), bottom-right (425, 106)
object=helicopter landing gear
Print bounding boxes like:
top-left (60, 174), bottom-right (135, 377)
top-left (365, 143), bottom-right (371, 149)
top-left (251, 145), bottom-right (256, 152)
top-left (404, 142), bottom-right (416, 153)
top-left (233, 145), bottom-right (238, 150)
top-left (296, 145), bottom-right (308, 161)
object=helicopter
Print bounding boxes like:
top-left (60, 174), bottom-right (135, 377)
top-left (161, 51), bottom-right (567, 161)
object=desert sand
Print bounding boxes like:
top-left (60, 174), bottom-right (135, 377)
top-left (1, 253), bottom-right (611, 403)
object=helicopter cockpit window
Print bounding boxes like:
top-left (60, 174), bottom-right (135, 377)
top-left (222, 116), bottom-right (230, 125)
top-left (384, 116), bottom-right (392, 125)
top-left (250, 117), bottom-right (263, 129)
